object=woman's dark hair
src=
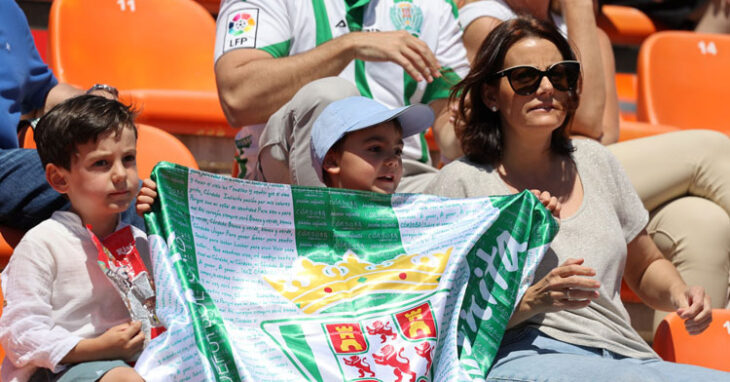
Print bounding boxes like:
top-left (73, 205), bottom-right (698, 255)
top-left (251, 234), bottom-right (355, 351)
top-left (35, 95), bottom-right (138, 169)
top-left (450, 15), bottom-right (580, 165)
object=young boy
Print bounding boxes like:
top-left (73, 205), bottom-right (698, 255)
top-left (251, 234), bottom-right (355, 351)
top-left (0, 95), bottom-right (147, 382)
top-left (136, 96), bottom-right (434, 214)
top-left (310, 96), bottom-right (434, 194)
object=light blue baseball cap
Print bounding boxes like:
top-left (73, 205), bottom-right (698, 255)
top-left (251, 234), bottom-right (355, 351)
top-left (311, 96), bottom-right (435, 181)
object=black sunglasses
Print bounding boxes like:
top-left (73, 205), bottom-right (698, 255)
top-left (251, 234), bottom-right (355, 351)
top-left (488, 60), bottom-right (581, 96)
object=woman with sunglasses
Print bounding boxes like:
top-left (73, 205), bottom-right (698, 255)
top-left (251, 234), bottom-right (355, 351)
top-left (426, 16), bottom-right (730, 381)
top-left (457, 0), bottom-right (730, 333)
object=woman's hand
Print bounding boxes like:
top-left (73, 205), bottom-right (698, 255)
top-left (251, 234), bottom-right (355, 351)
top-left (531, 189), bottom-right (562, 218)
top-left (508, 258), bottom-right (600, 327)
top-left (136, 178), bottom-right (158, 216)
top-left (671, 285), bottom-right (713, 335)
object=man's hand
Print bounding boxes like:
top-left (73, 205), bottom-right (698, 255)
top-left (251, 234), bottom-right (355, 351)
top-left (348, 30), bottom-right (442, 83)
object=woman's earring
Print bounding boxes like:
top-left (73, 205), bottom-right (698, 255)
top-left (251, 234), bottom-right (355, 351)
top-left (491, 106), bottom-right (498, 112)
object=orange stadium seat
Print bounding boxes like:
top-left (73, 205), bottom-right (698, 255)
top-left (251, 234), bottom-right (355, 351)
top-left (653, 309), bottom-right (730, 372)
top-left (135, 123), bottom-right (200, 176)
top-left (637, 31), bottom-right (730, 134)
top-left (597, 5), bottom-right (657, 46)
top-left (0, 227), bottom-right (24, 269)
top-left (48, 0), bottom-right (233, 137)
top-left (615, 72), bottom-right (638, 122)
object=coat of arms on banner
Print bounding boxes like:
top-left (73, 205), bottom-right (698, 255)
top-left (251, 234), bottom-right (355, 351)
top-left (262, 250), bottom-right (449, 381)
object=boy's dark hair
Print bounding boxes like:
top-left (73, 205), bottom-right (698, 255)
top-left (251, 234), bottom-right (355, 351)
top-left (35, 95), bottom-right (138, 169)
top-left (321, 119), bottom-right (403, 186)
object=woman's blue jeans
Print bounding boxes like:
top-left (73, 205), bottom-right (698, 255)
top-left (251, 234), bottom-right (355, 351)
top-left (487, 326), bottom-right (730, 382)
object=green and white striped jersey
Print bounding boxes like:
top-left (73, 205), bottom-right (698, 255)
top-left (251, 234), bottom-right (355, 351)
top-left (215, 0), bottom-right (469, 165)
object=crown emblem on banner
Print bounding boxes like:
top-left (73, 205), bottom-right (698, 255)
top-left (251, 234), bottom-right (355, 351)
top-left (264, 248), bottom-right (452, 314)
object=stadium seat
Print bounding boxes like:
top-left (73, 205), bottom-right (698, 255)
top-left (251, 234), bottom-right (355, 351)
top-left (48, 0), bottom-right (233, 137)
top-left (30, 29), bottom-right (49, 63)
top-left (135, 123), bottom-right (200, 176)
top-left (22, 123), bottom-right (199, 178)
top-left (653, 309), bottom-right (730, 372)
top-left (620, 279), bottom-right (642, 303)
top-left (637, 31), bottom-right (730, 134)
top-left (597, 5), bottom-right (657, 46)
top-left (615, 72), bottom-right (637, 122)
top-left (0, 227), bottom-right (24, 269)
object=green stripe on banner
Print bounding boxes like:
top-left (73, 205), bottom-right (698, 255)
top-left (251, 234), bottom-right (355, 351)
top-left (311, 0), bottom-right (332, 46)
top-left (456, 190), bottom-right (559, 378)
top-left (291, 187), bottom-right (404, 264)
top-left (279, 324), bottom-right (324, 382)
top-left (148, 162), bottom-right (241, 382)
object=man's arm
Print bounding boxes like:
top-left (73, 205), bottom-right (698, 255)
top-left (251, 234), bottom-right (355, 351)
top-left (42, 83), bottom-right (84, 115)
top-left (461, 15), bottom-right (502, 63)
top-left (596, 28), bottom-right (620, 144)
top-left (560, 0), bottom-right (613, 142)
top-left (430, 98), bottom-right (463, 162)
top-left (215, 31), bottom-right (442, 127)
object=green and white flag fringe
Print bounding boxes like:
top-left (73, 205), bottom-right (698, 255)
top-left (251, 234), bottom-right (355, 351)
top-left (135, 162), bottom-right (558, 381)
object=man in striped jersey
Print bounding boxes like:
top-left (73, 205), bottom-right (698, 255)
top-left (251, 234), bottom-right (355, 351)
top-left (214, 0), bottom-right (469, 192)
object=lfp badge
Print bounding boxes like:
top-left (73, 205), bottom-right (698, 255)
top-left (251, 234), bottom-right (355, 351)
top-left (224, 9), bottom-right (258, 50)
top-left (390, 1), bottom-right (424, 37)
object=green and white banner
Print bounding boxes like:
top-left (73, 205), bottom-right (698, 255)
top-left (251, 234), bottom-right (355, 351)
top-left (135, 162), bottom-right (557, 381)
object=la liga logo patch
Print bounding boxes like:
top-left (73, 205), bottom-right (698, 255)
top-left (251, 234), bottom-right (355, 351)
top-left (228, 11), bottom-right (256, 36)
top-left (223, 8), bottom-right (258, 52)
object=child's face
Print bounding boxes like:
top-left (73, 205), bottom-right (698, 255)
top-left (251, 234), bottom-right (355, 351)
top-left (57, 125), bottom-right (139, 222)
top-left (324, 121), bottom-right (404, 194)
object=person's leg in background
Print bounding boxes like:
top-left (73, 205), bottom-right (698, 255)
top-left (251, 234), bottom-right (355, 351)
top-left (257, 77), bottom-right (359, 187)
top-left (608, 130), bottom-right (730, 215)
top-left (648, 196), bottom-right (730, 327)
top-left (608, 130), bottom-right (730, 325)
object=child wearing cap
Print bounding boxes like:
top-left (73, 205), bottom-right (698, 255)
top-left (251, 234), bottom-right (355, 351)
top-left (136, 97), bottom-right (434, 213)
top-left (310, 96), bottom-right (434, 194)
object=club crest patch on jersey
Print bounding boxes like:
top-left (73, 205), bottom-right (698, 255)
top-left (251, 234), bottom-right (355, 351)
top-left (390, 1), bottom-right (423, 37)
top-left (224, 8), bottom-right (258, 52)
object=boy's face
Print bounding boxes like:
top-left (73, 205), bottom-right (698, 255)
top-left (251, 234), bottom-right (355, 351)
top-left (324, 121), bottom-right (404, 194)
top-left (49, 125), bottom-right (139, 223)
